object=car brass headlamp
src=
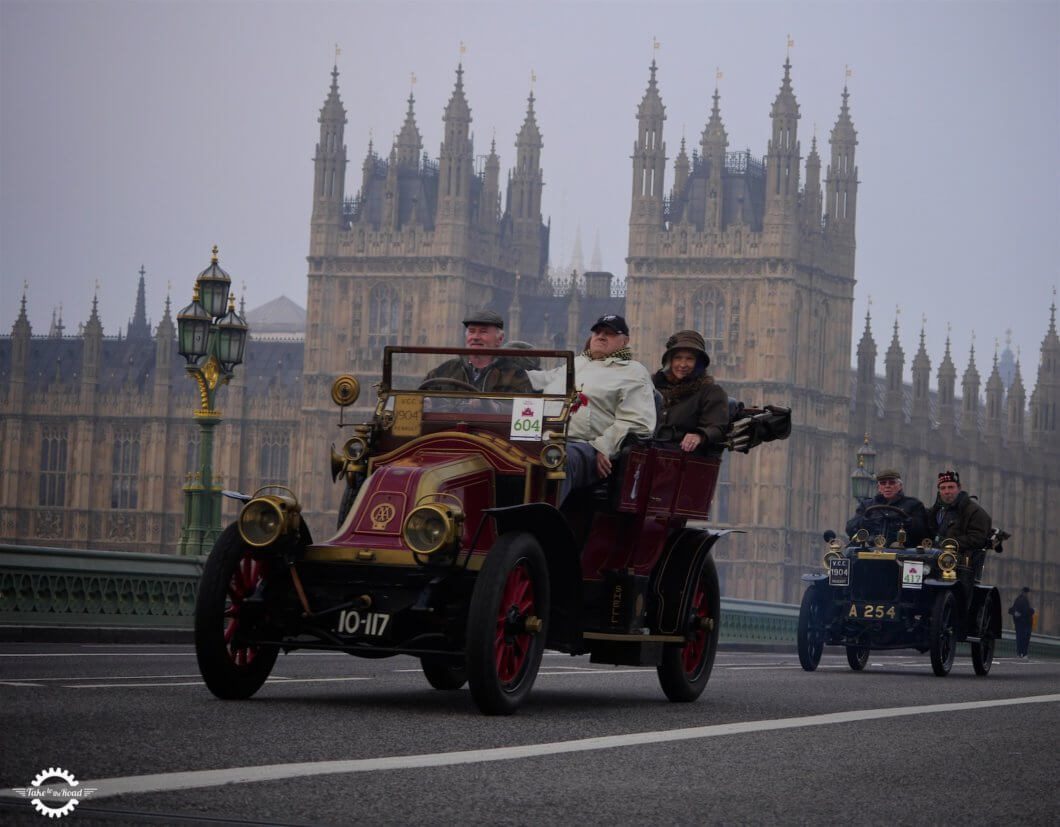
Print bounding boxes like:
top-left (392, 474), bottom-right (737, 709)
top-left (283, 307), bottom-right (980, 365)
top-left (403, 504), bottom-right (461, 555)
top-left (823, 549), bottom-right (843, 569)
top-left (540, 443), bottom-right (566, 470)
top-left (343, 435), bottom-right (369, 463)
top-left (238, 493), bottom-right (300, 547)
top-left (937, 549), bottom-right (958, 573)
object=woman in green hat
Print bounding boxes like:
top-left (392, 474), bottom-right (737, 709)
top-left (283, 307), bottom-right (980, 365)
top-left (652, 329), bottom-right (729, 455)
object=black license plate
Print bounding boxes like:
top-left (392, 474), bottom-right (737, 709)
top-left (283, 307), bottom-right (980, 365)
top-left (829, 558), bottom-right (850, 586)
top-left (848, 602), bottom-right (896, 621)
top-left (335, 609), bottom-right (391, 637)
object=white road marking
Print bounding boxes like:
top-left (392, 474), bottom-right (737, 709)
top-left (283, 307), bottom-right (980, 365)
top-left (0, 681), bottom-right (44, 687)
top-left (65, 676), bottom-right (373, 689)
top-left (7, 694), bottom-right (1055, 802)
top-left (0, 674), bottom-right (203, 682)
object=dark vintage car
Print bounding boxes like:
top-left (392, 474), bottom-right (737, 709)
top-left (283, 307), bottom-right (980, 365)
top-left (194, 346), bottom-right (790, 714)
top-left (797, 522), bottom-right (1005, 677)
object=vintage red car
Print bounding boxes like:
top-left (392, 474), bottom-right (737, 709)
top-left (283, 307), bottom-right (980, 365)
top-left (194, 346), bottom-right (789, 714)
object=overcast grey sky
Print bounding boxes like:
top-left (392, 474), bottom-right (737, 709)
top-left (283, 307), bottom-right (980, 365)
top-left (2, 0), bottom-right (1058, 380)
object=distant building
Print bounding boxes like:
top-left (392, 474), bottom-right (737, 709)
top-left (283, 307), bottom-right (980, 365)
top-left (1, 59), bottom-right (1056, 633)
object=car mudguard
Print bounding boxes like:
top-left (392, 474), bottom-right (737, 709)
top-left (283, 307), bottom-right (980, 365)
top-left (801, 573), bottom-right (828, 584)
top-left (650, 527), bottom-right (733, 635)
top-left (923, 578), bottom-right (957, 588)
top-left (970, 584), bottom-right (1003, 638)
top-left (484, 503), bottom-right (583, 641)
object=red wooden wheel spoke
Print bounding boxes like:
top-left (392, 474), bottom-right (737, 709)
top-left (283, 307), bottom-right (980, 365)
top-left (223, 551), bottom-right (268, 668)
top-left (494, 562), bottom-right (536, 685)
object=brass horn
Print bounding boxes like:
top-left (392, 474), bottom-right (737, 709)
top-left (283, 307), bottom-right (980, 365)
top-left (330, 443), bottom-right (347, 482)
top-left (331, 375), bottom-right (360, 407)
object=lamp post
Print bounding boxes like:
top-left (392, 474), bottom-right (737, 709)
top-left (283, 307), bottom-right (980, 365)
top-left (176, 246), bottom-right (248, 556)
top-left (850, 434), bottom-right (876, 502)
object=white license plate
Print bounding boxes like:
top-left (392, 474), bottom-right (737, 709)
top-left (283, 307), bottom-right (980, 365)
top-left (336, 609), bottom-right (391, 637)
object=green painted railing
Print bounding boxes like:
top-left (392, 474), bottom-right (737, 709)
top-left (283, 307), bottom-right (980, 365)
top-left (0, 544), bottom-right (203, 629)
top-left (0, 545), bottom-right (1055, 658)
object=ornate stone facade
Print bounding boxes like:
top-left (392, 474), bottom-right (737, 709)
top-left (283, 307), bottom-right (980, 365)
top-left (1, 60), bottom-right (1056, 634)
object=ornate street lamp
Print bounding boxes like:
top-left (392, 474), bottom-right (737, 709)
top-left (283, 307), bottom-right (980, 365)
top-left (850, 434), bottom-right (876, 502)
top-left (176, 246), bottom-right (249, 556)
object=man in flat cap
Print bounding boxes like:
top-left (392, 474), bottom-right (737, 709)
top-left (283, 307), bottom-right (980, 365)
top-left (929, 469), bottom-right (991, 553)
top-left (527, 314), bottom-right (656, 500)
top-left (845, 468), bottom-right (930, 547)
top-left (424, 310), bottom-right (533, 393)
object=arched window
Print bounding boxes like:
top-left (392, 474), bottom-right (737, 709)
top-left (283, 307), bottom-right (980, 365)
top-left (110, 428), bottom-right (141, 509)
top-left (260, 430), bottom-right (290, 485)
top-left (692, 286), bottom-right (725, 353)
top-left (38, 425), bottom-right (68, 507)
top-left (368, 283), bottom-right (401, 351)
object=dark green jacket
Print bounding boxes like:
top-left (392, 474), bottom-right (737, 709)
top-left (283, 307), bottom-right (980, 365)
top-left (425, 356), bottom-right (533, 394)
top-left (929, 490), bottom-right (992, 551)
top-left (652, 370), bottom-right (729, 454)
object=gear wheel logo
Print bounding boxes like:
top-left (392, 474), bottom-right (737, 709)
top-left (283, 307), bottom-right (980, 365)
top-left (14, 767), bottom-right (97, 818)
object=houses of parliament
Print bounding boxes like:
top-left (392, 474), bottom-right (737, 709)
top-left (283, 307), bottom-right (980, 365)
top-left (2, 59), bottom-right (1057, 634)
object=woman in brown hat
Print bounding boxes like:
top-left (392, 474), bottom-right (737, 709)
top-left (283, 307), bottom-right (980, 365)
top-left (652, 330), bottom-right (730, 454)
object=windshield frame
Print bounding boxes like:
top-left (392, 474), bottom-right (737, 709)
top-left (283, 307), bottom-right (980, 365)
top-left (381, 345), bottom-right (576, 397)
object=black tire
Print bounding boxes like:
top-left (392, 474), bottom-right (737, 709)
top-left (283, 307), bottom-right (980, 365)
top-left (657, 556), bottom-right (721, 702)
top-left (971, 592), bottom-right (995, 676)
top-left (797, 586), bottom-right (828, 671)
top-left (195, 524), bottom-right (279, 699)
top-left (465, 532), bottom-right (550, 715)
top-left (929, 590), bottom-right (957, 677)
top-left (421, 656), bottom-right (467, 690)
top-left (846, 644), bottom-right (870, 671)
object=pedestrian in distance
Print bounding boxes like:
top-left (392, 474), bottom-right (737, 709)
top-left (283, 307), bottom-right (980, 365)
top-left (1008, 586), bottom-right (1035, 658)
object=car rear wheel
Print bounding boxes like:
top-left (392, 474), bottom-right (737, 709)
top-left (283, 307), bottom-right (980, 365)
top-left (195, 525), bottom-right (279, 699)
top-left (846, 644), bottom-right (870, 671)
top-left (929, 590), bottom-right (957, 677)
top-left (971, 592), bottom-right (995, 676)
top-left (657, 557), bottom-right (720, 702)
top-left (420, 656), bottom-right (467, 690)
top-left (466, 532), bottom-right (549, 715)
top-left (797, 586), bottom-right (828, 671)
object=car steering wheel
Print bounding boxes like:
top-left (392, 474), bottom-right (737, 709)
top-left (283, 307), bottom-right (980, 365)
top-left (861, 504), bottom-right (909, 520)
top-left (418, 377), bottom-right (480, 393)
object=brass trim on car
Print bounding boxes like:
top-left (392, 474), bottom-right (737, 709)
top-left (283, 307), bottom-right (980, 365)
top-left (303, 545), bottom-right (484, 571)
top-left (856, 551), bottom-right (898, 560)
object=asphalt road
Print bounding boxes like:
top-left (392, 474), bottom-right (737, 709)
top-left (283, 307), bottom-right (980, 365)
top-left (1, 643), bottom-right (1057, 826)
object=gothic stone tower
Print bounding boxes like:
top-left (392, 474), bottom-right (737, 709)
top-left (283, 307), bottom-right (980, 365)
top-left (626, 59), bottom-right (859, 602)
top-left (297, 65), bottom-right (549, 513)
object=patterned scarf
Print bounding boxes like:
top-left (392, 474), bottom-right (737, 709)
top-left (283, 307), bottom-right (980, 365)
top-left (582, 346), bottom-right (634, 362)
top-left (654, 371), bottom-right (713, 407)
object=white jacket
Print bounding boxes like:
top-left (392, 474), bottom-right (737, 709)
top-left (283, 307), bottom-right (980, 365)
top-left (528, 353), bottom-right (657, 458)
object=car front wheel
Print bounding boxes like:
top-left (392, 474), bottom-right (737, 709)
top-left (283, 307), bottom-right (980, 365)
top-left (797, 586), bottom-right (828, 671)
top-left (929, 590), bottom-right (957, 677)
top-left (195, 525), bottom-right (279, 699)
top-left (657, 556), bottom-right (720, 702)
top-left (465, 532), bottom-right (549, 715)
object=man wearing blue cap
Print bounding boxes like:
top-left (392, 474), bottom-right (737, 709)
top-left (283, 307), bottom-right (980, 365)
top-left (528, 314), bottom-right (656, 499)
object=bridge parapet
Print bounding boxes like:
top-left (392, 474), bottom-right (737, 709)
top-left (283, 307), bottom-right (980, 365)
top-left (0, 544), bottom-right (202, 629)
top-left (1, 546), bottom-right (1056, 658)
